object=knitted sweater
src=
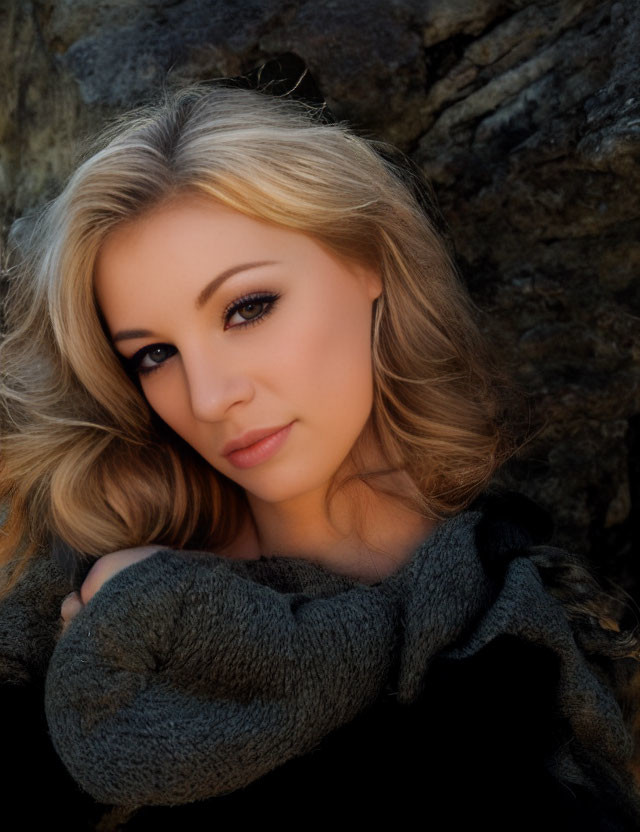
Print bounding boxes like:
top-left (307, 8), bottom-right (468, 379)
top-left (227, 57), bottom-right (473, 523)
top-left (2, 488), bottom-right (640, 830)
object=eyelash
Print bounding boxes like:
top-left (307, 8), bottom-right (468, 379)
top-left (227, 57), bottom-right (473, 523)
top-left (123, 291), bottom-right (281, 377)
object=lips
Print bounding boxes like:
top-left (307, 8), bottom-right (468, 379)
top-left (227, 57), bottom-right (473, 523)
top-left (222, 422), bottom-right (294, 456)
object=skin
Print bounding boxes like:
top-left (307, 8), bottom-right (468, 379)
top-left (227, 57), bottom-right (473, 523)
top-left (61, 193), bottom-right (439, 631)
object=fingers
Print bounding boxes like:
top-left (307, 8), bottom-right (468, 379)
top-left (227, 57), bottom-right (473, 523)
top-left (80, 546), bottom-right (163, 605)
top-left (60, 590), bottom-right (84, 636)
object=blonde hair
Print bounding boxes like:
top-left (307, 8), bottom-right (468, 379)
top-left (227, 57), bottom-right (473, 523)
top-left (0, 78), bottom-right (538, 601)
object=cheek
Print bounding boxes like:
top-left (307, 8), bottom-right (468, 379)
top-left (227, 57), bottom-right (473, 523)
top-left (280, 297), bottom-right (374, 423)
top-left (141, 374), bottom-right (189, 432)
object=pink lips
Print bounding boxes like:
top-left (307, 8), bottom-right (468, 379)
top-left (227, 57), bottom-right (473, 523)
top-left (224, 421), bottom-right (295, 469)
top-left (222, 422), bottom-right (292, 456)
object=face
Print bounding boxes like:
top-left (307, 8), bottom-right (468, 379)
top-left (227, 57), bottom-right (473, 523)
top-left (94, 193), bottom-right (383, 506)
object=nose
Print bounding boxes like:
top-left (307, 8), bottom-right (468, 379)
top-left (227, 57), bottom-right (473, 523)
top-left (181, 342), bottom-right (254, 423)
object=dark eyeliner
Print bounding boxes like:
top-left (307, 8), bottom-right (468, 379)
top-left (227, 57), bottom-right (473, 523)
top-left (221, 291), bottom-right (280, 330)
top-left (123, 291), bottom-right (281, 377)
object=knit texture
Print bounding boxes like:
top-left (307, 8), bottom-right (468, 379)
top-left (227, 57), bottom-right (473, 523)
top-left (29, 495), bottom-right (636, 814)
top-left (0, 550), bottom-right (75, 685)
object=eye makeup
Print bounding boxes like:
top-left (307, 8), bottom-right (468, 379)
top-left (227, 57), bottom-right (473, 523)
top-left (121, 290), bottom-right (282, 377)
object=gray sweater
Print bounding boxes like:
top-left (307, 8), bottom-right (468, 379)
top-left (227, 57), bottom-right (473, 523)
top-left (1, 496), bottom-right (639, 816)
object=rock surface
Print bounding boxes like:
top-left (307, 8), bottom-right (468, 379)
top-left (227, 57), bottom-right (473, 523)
top-left (0, 0), bottom-right (638, 595)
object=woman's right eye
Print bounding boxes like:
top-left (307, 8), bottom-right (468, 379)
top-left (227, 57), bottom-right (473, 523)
top-left (127, 344), bottom-right (178, 377)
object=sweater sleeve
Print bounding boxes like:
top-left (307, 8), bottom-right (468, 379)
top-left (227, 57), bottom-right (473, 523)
top-left (43, 547), bottom-right (393, 808)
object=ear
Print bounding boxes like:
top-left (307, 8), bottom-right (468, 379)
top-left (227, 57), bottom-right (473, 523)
top-left (353, 263), bottom-right (383, 303)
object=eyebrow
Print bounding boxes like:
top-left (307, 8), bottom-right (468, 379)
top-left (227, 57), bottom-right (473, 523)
top-left (112, 260), bottom-right (280, 343)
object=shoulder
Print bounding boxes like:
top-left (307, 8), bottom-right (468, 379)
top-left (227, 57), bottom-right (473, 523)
top-left (468, 486), bottom-right (555, 576)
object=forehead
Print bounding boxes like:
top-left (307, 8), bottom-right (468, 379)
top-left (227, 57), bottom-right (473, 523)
top-left (93, 196), bottom-right (308, 301)
top-left (91, 195), bottom-right (365, 322)
top-left (95, 196), bottom-right (284, 266)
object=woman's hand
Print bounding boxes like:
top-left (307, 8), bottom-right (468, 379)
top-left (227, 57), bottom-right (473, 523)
top-left (59, 545), bottom-right (164, 636)
top-left (59, 590), bottom-right (85, 637)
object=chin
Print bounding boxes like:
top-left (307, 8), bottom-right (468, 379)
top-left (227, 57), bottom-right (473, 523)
top-left (238, 466), bottom-right (332, 504)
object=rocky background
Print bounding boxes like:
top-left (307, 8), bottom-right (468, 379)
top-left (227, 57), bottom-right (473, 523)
top-left (1, 0), bottom-right (639, 601)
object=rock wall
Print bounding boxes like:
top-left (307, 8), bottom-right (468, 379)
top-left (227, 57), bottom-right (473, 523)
top-left (1, 0), bottom-right (638, 593)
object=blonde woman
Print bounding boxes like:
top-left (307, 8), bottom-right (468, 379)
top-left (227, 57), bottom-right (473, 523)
top-left (1, 75), bottom-right (639, 830)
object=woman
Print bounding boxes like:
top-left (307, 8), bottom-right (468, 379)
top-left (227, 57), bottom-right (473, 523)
top-left (1, 76), bottom-right (640, 830)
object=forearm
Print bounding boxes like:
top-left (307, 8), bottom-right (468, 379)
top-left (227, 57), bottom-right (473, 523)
top-left (44, 548), bottom-right (387, 806)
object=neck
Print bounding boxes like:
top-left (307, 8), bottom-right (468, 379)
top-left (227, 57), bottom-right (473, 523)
top-left (220, 472), bottom-right (440, 585)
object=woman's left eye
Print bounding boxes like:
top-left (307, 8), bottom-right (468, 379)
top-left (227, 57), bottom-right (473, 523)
top-left (223, 291), bottom-right (281, 330)
top-left (122, 291), bottom-right (281, 377)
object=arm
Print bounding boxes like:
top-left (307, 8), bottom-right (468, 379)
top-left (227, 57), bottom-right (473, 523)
top-left (44, 547), bottom-right (386, 807)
